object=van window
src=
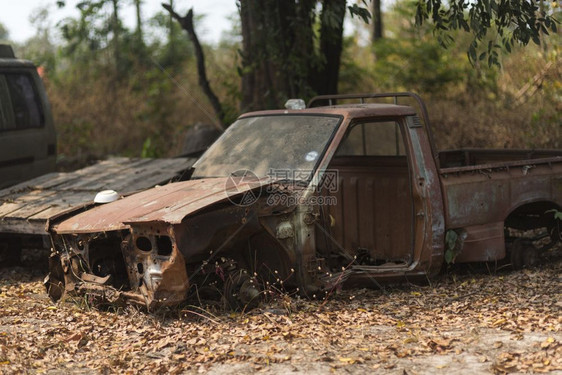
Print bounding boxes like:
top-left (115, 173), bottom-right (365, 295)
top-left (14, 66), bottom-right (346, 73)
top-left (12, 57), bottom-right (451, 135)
top-left (0, 73), bottom-right (44, 131)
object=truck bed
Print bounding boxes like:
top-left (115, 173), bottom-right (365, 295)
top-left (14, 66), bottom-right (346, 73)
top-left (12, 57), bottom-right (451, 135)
top-left (0, 157), bottom-right (196, 236)
top-left (439, 149), bottom-right (562, 170)
top-left (438, 149), bottom-right (562, 262)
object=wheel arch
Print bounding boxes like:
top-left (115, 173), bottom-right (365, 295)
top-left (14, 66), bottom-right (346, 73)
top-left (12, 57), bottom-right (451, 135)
top-left (504, 200), bottom-right (561, 231)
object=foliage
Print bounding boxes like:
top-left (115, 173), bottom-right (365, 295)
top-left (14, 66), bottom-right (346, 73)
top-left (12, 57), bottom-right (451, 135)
top-left (21, 1), bottom-right (232, 160)
top-left (237, 0), bottom-right (372, 111)
top-left (338, 0), bottom-right (561, 150)
top-left (16, 7), bottom-right (57, 73)
top-left (444, 230), bottom-right (459, 264)
top-left (415, 0), bottom-right (560, 66)
top-left (342, 0), bottom-right (481, 94)
top-left (141, 137), bottom-right (159, 158)
top-left (0, 22), bottom-right (9, 42)
top-left (6, 0), bottom-right (560, 162)
top-left (547, 209), bottom-right (562, 221)
top-left (147, 11), bottom-right (195, 69)
top-left (444, 229), bottom-right (467, 263)
top-left (347, 2), bottom-right (372, 24)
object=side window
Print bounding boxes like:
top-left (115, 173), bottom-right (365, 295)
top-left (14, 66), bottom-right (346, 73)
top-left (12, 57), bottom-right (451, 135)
top-left (336, 121), bottom-right (405, 156)
top-left (0, 75), bottom-right (14, 131)
top-left (2, 73), bottom-right (44, 130)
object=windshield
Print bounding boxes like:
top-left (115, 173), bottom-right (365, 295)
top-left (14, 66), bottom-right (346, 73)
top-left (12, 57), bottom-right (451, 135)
top-left (192, 114), bottom-right (341, 181)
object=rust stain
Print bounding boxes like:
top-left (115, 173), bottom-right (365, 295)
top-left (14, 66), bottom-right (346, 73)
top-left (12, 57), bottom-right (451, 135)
top-left (53, 177), bottom-right (268, 234)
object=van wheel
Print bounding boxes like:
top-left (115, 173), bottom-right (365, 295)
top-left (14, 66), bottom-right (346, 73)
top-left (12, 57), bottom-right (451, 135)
top-left (510, 238), bottom-right (538, 270)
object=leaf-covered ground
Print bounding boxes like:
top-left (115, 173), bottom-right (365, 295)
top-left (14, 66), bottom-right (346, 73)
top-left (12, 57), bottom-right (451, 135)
top-left (0, 252), bottom-right (561, 374)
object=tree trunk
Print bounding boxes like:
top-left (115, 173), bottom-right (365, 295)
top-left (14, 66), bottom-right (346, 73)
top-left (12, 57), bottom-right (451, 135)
top-left (134, 0), bottom-right (143, 47)
top-left (239, 0), bottom-right (317, 111)
top-left (239, 0), bottom-right (276, 111)
top-left (315, 0), bottom-right (346, 95)
top-left (111, 0), bottom-right (121, 77)
top-left (372, 0), bottom-right (383, 42)
top-left (168, 0), bottom-right (176, 63)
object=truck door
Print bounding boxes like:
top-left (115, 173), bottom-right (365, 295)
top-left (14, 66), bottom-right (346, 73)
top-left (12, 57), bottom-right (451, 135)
top-left (317, 119), bottom-right (415, 266)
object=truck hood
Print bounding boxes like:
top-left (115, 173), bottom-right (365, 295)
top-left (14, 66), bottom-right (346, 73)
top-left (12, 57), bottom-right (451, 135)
top-left (51, 177), bottom-right (269, 234)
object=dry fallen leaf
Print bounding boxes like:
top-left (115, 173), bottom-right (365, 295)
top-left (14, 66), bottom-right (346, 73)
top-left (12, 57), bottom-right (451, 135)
top-left (0, 250), bottom-right (560, 373)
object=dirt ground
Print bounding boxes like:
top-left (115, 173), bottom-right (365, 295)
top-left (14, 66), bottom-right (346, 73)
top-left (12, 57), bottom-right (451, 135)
top-left (0, 251), bottom-right (561, 374)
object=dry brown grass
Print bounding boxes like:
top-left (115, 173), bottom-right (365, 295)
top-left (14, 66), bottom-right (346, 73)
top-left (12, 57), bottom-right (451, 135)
top-left (47, 61), bottom-right (221, 161)
top-left (46, 40), bottom-right (560, 164)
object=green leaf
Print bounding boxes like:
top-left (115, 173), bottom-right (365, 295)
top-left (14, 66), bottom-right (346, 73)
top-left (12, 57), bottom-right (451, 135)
top-left (445, 248), bottom-right (455, 264)
top-left (415, 4), bottom-right (424, 26)
top-left (347, 4), bottom-right (371, 24)
top-left (546, 209), bottom-right (562, 221)
top-left (468, 43), bottom-right (477, 62)
top-left (445, 230), bottom-right (458, 252)
top-left (531, 34), bottom-right (541, 46)
top-left (505, 40), bottom-right (511, 53)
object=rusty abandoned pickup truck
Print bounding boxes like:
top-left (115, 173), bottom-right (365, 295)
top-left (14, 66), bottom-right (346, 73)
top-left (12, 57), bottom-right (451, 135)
top-left (44, 93), bottom-right (562, 309)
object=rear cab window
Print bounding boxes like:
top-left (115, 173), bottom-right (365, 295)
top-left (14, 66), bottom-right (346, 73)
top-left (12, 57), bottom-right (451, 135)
top-left (335, 120), bottom-right (406, 156)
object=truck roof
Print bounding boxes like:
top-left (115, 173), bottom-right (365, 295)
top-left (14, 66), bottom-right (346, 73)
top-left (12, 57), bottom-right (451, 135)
top-left (239, 103), bottom-right (418, 119)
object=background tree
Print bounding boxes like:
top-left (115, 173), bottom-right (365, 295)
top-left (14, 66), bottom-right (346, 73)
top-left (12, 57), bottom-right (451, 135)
top-left (18, 7), bottom-right (57, 72)
top-left (238, 0), bottom-right (370, 111)
top-left (133, 0), bottom-right (143, 48)
top-left (0, 22), bottom-right (9, 43)
top-left (149, 9), bottom-right (194, 68)
top-left (415, 0), bottom-right (559, 66)
top-left (163, 4), bottom-right (226, 128)
top-left (372, 0), bottom-right (383, 41)
top-left (7, 0), bottom-right (557, 163)
top-left (57, 0), bottom-right (132, 77)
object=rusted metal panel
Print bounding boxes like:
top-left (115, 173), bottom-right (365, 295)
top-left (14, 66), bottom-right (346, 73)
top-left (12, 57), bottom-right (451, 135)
top-left (0, 157), bottom-right (196, 235)
top-left (53, 177), bottom-right (268, 234)
top-left (454, 222), bottom-right (505, 262)
top-left (319, 156), bottom-right (413, 263)
top-left (439, 150), bottom-right (562, 170)
top-left (441, 173), bottom-right (511, 228)
top-left (243, 103), bottom-right (417, 120)
top-left (407, 123), bottom-right (445, 276)
top-left (440, 154), bottom-right (562, 173)
top-left (440, 160), bottom-right (562, 229)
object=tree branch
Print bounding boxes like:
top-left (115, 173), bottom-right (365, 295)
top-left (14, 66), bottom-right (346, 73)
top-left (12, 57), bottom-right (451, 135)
top-left (162, 3), bottom-right (226, 129)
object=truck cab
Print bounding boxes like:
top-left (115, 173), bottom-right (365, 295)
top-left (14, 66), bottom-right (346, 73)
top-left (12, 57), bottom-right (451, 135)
top-left (0, 44), bottom-right (56, 189)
